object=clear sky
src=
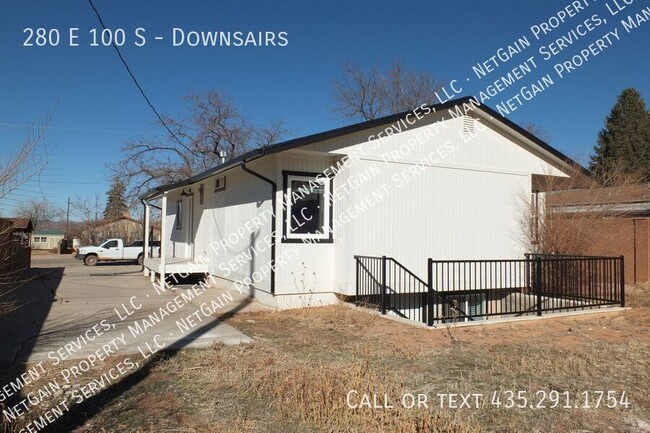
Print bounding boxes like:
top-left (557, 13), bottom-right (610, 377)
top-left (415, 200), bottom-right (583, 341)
top-left (1, 0), bottom-right (649, 218)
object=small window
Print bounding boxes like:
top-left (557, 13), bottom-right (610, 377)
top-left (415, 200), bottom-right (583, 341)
top-left (283, 172), bottom-right (332, 242)
top-left (103, 240), bottom-right (118, 249)
top-left (199, 184), bottom-right (204, 205)
top-left (442, 294), bottom-right (485, 322)
top-left (214, 176), bottom-right (226, 192)
top-left (176, 200), bottom-right (183, 230)
top-left (35, 236), bottom-right (47, 243)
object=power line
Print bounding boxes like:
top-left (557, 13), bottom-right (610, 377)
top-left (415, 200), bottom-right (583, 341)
top-left (0, 122), bottom-right (137, 135)
top-left (86, 0), bottom-right (187, 150)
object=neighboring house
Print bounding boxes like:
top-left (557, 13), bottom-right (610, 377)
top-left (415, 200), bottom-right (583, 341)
top-left (141, 96), bottom-right (582, 310)
top-left (0, 217), bottom-right (33, 273)
top-left (30, 230), bottom-right (65, 250)
top-left (82, 214), bottom-right (160, 245)
top-left (546, 183), bottom-right (650, 284)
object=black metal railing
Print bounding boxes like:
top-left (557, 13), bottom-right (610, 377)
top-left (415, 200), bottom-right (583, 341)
top-left (354, 254), bottom-right (625, 326)
top-left (355, 255), bottom-right (429, 323)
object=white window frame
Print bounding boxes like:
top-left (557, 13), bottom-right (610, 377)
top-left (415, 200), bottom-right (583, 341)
top-left (214, 175), bottom-right (226, 192)
top-left (284, 174), bottom-right (331, 242)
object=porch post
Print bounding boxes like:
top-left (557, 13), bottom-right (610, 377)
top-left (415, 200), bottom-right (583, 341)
top-left (160, 192), bottom-right (167, 283)
top-left (143, 202), bottom-right (150, 277)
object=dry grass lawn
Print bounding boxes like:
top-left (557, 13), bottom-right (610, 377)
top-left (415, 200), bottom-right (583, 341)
top-left (2, 284), bottom-right (649, 433)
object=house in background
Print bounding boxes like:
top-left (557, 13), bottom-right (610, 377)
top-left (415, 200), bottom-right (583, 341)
top-left (82, 213), bottom-right (160, 245)
top-left (141, 96), bottom-right (582, 310)
top-left (547, 183), bottom-right (650, 284)
top-left (0, 217), bottom-right (33, 273)
top-left (30, 230), bottom-right (65, 250)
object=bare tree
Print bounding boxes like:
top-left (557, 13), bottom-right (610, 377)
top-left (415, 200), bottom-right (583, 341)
top-left (518, 163), bottom-right (644, 256)
top-left (0, 119), bottom-right (49, 200)
top-left (111, 89), bottom-right (287, 204)
top-left (523, 123), bottom-right (552, 143)
top-left (0, 120), bottom-right (50, 316)
top-left (72, 194), bottom-right (104, 245)
top-left (333, 60), bottom-right (444, 121)
top-left (16, 199), bottom-right (63, 230)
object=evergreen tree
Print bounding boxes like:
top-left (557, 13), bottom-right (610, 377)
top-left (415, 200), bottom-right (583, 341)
top-left (103, 176), bottom-right (128, 219)
top-left (589, 88), bottom-right (650, 182)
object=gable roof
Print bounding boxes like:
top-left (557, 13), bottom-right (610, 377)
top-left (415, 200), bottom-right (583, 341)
top-left (0, 217), bottom-right (33, 232)
top-left (142, 96), bottom-right (588, 199)
top-left (32, 230), bottom-right (65, 236)
top-left (96, 215), bottom-right (142, 227)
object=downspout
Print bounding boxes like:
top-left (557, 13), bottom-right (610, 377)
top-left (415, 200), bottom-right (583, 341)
top-left (240, 158), bottom-right (277, 296)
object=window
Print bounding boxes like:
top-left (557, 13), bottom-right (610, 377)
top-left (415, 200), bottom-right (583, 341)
top-left (199, 184), bottom-right (204, 205)
top-left (14, 232), bottom-right (28, 246)
top-left (175, 200), bottom-right (183, 230)
top-left (101, 240), bottom-right (118, 249)
top-left (214, 176), bottom-right (226, 192)
top-left (34, 236), bottom-right (47, 243)
top-left (283, 171), bottom-right (332, 242)
top-left (442, 294), bottom-right (485, 322)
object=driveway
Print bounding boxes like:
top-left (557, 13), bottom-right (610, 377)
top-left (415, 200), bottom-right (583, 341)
top-left (0, 253), bottom-right (254, 365)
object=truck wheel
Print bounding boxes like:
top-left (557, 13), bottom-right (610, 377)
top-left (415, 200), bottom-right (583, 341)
top-left (84, 255), bottom-right (98, 266)
top-left (137, 254), bottom-right (144, 266)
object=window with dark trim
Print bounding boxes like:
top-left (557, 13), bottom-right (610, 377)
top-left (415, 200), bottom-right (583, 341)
top-left (282, 171), bottom-right (333, 243)
top-left (214, 176), bottom-right (226, 192)
top-left (175, 200), bottom-right (183, 230)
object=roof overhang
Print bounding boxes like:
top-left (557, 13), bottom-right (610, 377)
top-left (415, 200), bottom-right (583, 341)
top-left (140, 96), bottom-right (589, 199)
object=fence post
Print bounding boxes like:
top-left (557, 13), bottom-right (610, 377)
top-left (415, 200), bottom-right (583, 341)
top-left (536, 257), bottom-right (543, 317)
top-left (381, 255), bottom-right (387, 315)
top-left (354, 256), bottom-right (359, 301)
top-left (427, 258), bottom-right (434, 326)
top-left (619, 255), bottom-right (625, 308)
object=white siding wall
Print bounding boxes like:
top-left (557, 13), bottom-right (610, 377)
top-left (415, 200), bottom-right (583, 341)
top-left (158, 106), bottom-right (572, 306)
top-left (299, 111), bottom-right (568, 296)
top-left (198, 162), bottom-right (276, 297)
top-left (273, 154), bottom-right (338, 308)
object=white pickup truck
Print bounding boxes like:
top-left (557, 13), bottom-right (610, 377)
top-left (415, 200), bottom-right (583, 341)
top-left (76, 239), bottom-right (160, 266)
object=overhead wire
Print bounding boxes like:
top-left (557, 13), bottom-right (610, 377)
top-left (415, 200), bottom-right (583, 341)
top-left (86, 0), bottom-right (189, 151)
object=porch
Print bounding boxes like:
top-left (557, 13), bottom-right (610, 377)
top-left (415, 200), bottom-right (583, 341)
top-left (143, 257), bottom-right (209, 276)
top-left (144, 257), bottom-right (208, 274)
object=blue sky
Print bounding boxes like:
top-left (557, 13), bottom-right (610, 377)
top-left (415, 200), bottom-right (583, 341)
top-left (1, 0), bottom-right (648, 218)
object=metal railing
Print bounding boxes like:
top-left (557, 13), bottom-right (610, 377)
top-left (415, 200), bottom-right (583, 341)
top-left (355, 255), bottom-right (429, 323)
top-left (354, 254), bottom-right (625, 326)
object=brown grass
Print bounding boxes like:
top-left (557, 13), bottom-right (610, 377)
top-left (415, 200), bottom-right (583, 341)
top-left (2, 285), bottom-right (649, 433)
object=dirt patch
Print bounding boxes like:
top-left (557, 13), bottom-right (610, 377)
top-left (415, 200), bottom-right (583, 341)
top-left (1, 284), bottom-right (648, 432)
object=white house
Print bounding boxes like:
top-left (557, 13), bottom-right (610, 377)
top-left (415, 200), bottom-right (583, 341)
top-left (141, 97), bottom-right (582, 310)
top-left (30, 230), bottom-right (65, 250)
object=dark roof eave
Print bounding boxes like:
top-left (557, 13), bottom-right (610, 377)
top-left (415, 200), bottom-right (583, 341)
top-left (140, 96), bottom-right (589, 198)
